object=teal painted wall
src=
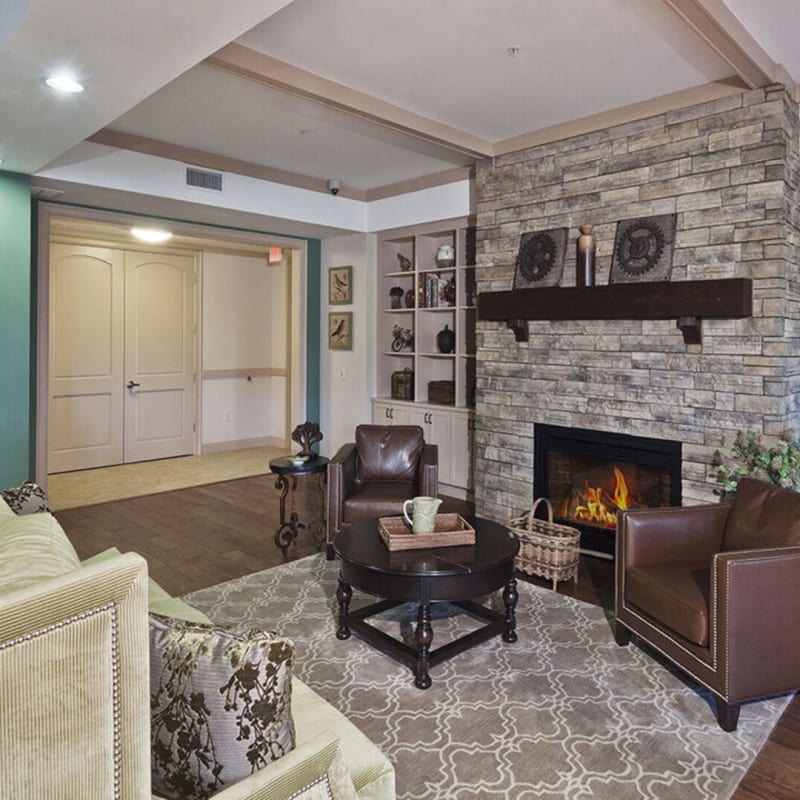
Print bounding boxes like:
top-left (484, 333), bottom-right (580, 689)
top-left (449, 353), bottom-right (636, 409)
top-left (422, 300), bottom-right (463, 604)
top-left (0, 172), bottom-right (32, 486)
top-left (305, 239), bottom-right (321, 424)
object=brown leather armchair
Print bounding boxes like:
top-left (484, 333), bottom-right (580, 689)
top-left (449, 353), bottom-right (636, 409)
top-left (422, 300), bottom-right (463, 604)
top-left (614, 477), bottom-right (800, 731)
top-left (326, 425), bottom-right (438, 558)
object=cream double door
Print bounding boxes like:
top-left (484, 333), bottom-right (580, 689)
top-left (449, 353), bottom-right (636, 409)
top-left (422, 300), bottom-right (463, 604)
top-left (48, 244), bottom-right (196, 473)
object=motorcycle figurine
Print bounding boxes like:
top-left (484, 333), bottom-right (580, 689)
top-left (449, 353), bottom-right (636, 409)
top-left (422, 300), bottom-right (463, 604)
top-left (391, 325), bottom-right (414, 352)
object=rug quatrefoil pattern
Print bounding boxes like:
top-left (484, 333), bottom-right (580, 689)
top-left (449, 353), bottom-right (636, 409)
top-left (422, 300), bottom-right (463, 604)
top-left (185, 555), bottom-right (791, 800)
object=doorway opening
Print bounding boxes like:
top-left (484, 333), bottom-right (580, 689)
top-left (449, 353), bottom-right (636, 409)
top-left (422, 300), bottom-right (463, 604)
top-left (37, 207), bottom-right (308, 506)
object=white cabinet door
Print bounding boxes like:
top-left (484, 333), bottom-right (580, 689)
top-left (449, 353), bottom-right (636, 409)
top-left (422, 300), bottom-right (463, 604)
top-left (370, 400), bottom-right (474, 489)
top-left (371, 400), bottom-right (411, 425)
top-left (407, 407), bottom-right (451, 484)
top-left (449, 410), bottom-right (474, 490)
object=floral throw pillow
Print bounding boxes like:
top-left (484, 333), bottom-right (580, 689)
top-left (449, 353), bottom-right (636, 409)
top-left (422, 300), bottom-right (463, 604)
top-left (149, 613), bottom-right (296, 800)
top-left (0, 480), bottom-right (54, 515)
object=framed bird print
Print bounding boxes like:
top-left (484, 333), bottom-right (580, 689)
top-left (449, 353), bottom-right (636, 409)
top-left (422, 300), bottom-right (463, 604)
top-left (329, 265), bottom-right (352, 304)
top-left (328, 311), bottom-right (353, 350)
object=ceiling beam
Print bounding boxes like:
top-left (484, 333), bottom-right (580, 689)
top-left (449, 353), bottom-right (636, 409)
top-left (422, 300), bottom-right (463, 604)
top-left (494, 78), bottom-right (747, 156)
top-left (204, 43), bottom-right (493, 160)
top-left (663, 0), bottom-right (796, 97)
top-left (87, 128), bottom-right (368, 200)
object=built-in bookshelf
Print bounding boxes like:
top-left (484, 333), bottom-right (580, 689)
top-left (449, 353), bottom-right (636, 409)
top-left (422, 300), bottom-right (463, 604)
top-left (374, 217), bottom-right (475, 494)
top-left (376, 218), bottom-right (475, 408)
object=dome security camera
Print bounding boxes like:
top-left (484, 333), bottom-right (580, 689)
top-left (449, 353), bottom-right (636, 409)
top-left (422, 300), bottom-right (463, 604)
top-left (328, 179), bottom-right (341, 196)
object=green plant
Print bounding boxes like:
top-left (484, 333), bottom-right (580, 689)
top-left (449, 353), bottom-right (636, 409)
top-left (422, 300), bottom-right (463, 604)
top-left (713, 429), bottom-right (800, 493)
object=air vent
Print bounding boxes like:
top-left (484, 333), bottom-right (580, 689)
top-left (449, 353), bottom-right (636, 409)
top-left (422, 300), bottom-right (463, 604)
top-left (186, 166), bottom-right (223, 192)
top-left (30, 186), bottom-right (65, 200)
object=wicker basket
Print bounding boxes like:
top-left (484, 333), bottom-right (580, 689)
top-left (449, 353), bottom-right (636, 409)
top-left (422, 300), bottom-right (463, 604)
top-left (507, 498), bottom-right (580, 590)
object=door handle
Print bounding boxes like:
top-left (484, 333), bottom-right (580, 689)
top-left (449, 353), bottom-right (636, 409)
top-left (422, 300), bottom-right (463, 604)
top-left (126, 380), bottom-right (141, 389)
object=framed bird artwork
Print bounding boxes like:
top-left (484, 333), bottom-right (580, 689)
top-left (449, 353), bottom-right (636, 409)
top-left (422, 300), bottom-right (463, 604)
top-left (329, 265), bottom-right (352, 304)
top-left (328, 311), bottom-right (353, 350)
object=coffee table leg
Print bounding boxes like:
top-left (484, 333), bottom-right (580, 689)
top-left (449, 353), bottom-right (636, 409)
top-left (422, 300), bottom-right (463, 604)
top-left (502, 577), bottom-right (518, 643)
top-left (336, 577), bottom-right (352, 640)
top-left (414, 602), bottom-right (433, 689)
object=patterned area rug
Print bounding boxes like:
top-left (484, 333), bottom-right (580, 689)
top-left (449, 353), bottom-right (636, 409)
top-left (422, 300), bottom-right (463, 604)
top-left (185, 555), bottom-right (790, 800)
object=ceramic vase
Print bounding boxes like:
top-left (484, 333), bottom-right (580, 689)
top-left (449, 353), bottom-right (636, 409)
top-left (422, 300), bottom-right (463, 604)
top-left (436, 324), bottom-right (455, 354)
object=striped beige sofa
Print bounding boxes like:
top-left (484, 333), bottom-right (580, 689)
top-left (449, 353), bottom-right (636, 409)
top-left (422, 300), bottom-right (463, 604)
top-left (0, 493), bottom-right (395, 799)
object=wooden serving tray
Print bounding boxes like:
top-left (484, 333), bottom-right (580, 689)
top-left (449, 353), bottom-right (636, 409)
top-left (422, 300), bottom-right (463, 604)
top-left (378, 513), bottom-right (476, 551)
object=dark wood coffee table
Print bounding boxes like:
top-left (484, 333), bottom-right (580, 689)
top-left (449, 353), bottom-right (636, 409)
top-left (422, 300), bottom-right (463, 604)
top-left (333, 516), bottom-right (520, 689)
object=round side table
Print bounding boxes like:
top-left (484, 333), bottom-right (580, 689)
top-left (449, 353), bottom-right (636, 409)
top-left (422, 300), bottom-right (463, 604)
top-left (269, 455), bottom-right (329, 557)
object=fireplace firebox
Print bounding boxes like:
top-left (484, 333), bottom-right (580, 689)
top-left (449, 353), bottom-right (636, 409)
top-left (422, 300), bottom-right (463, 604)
top-left (533, 424), bottom-right (681, 557)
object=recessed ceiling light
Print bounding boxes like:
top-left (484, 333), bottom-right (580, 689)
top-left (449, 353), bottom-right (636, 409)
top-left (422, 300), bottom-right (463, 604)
top-left (44, 74), bottom-right (84, 94)
top-left (131, 227), bottom-right (172, 243)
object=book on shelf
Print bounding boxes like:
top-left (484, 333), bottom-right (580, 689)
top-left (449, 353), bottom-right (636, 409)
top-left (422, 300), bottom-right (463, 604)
top-left (420, 275), bottom-right (455, 308)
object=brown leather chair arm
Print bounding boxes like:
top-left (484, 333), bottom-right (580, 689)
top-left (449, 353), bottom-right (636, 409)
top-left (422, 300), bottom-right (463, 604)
top-left (618, 504), bottom-right (729, 569)
top-left (326, 443), bottom-right (357, 545)
top-left (713, 546), bottom-right (800, 700)
top-left (418, 444), bottom-right (438, 497)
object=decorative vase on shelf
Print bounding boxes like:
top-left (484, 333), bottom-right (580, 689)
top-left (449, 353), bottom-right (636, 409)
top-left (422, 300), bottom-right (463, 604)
top-left (435, 244), bottom-right (455, 269)
top-left (436, 324), bottom-right (455, 354)
top-left (389, 286), bottom-right (404, 309)
top-left (576, 224), bottom-right (596, 287)
top-left (405, 288), bottom-right (415, 308)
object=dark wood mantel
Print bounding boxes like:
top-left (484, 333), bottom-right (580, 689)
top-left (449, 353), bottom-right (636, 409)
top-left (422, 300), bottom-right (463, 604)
top-left (476, 277), bottom-right (752, 345)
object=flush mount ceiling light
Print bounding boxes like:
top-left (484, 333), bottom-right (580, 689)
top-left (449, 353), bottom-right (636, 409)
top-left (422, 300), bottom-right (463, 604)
top-left (43, 74), bottom-right (84, 93)
top-left (130, 227), bottom-right (172, 244)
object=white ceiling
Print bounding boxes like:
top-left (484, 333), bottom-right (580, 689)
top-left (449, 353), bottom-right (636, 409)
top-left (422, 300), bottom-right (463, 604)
top-left (2, 0), bottom-right (800, 201)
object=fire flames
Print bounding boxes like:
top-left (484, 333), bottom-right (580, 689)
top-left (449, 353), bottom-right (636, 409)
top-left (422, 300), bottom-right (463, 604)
top-left (562, 466), bottom-right (632, 528)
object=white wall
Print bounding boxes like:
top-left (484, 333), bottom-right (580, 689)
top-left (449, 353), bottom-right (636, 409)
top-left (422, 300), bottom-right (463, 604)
top-left (36, 143), bottom-right (471, 235)
top-left (201, 251), bottom-right (289, 448)
top-left (38, 143), bottom-right (369, 233)
top-left (319, 233), bottom-right (377, 456)
top-left (366, 181), bottom-right (471, 231)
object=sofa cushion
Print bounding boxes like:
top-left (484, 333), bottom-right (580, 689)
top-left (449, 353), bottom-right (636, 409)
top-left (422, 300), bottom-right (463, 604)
top-left (355, 425), bottom-right (423, 484)
top-left (208, 730), bottom-right (359, 800)
top-left (626, 563), bottom-right (711, 647)
top-left (0, 512), bottom-right (80, 596)
top-left (291, 679), bottom-right (396, 799)
top-left (0, 480), bottom-right (54, 515)
top-left (0, 496), bottom-right (14, 518)
top-left (342, 481), bottom-right (416, 523)
top-left (149, 613), bottom-right (296, 800)
top-left (83, 547), bottom-right (210, 622)
top-left (722, 477), bottom-right (800, 551)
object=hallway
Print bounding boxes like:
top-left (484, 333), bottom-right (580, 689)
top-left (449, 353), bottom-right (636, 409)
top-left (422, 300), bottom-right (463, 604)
top-left (46, 445), bottom-right (284, 510)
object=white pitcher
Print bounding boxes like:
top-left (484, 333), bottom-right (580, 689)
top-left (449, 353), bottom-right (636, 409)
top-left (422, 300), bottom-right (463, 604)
top-left (402, 496), bottom-right (442, 534)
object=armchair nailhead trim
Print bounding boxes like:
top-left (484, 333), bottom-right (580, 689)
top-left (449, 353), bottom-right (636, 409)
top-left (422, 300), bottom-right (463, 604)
top-left (1, 603), bottom-right (122, 800)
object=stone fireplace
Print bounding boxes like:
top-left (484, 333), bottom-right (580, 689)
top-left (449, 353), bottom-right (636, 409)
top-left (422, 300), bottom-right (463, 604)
top-left (533, 424), bottom-right (681, 556)
top-left (472, 84), bottom-right (800, 526)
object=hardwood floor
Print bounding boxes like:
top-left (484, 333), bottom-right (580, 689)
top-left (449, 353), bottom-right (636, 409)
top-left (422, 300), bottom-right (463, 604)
top-left (56, 474), bottom-right (800, 798)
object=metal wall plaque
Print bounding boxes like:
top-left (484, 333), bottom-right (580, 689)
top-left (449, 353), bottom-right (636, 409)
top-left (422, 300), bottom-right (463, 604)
top-left (513, 227), bottom-right (568, 289)
top-left (610, 214), bottom-right (677, 284)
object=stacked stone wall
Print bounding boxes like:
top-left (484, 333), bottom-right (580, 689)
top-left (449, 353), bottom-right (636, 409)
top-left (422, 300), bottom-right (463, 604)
top-left (474, 85), bottom-right (800, 520)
